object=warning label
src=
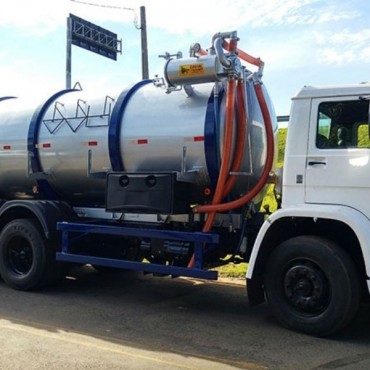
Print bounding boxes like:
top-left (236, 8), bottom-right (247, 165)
top-left (178, 63), bottom-right (205, 76)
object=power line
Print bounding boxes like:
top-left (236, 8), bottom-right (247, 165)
top-left (70, 0), bottom-right (140, 29)
top-left (70, 0), bottom-right (134, 11)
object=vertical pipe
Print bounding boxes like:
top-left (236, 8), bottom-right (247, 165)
top-left (187, 78), bottom-right (237, 268)
top-left (222, 79), bottom-right (247, 197)
top-left (140, 6), bottom-right (149, 80)
top-left (66, 16), bottom-right (72, 89)
top-left (206, 79), bottom-right (236, 211)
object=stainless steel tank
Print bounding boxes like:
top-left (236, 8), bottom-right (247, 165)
top-left (0, 77), bottom-right (277, 205)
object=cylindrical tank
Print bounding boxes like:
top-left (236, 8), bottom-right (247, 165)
top-left (0, 77), bottom-right (277, 206)
top-left (164, 55), bottom-right (224, 86)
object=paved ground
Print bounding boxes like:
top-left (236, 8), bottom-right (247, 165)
top-left (0, 266), bottom-right (370, 369)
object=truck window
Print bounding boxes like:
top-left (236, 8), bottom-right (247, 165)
top-left (317, 112), bottom-right (331, 148)
top-left (316, 99), bottom-right (369, 149)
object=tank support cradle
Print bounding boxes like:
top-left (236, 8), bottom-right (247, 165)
top-left (56, 222), bottom-right (219, 280)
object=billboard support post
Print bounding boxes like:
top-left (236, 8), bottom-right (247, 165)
top-left (65, 14), bottom-right (122, 89)
top-left (66, 16), bottom-right (72, 89)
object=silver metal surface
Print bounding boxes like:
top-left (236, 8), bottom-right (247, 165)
top-left (164, 55), bottom-right (224, 86)
top-left (0, 75), bottom-right (277, 206)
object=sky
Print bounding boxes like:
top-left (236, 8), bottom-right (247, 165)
top-left (1, 0), bottom-right (370, 117)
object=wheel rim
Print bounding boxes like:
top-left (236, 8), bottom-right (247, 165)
top-left (6, 236), bottom-right (33, 276)
top-left (283, 260), bottom-right (330, 315)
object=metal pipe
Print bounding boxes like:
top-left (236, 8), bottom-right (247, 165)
top-left (214, 37), bottom-right (231, 68)
top-left (187, 77), bottom-right (237, 268)
top-left (66, 16), bottom-right (72, 89)
top-left (222, 78), bottom-right (247, 197)
top-left (211, 31), bottom-right (237, 45)
top-left (140, 6), bottom-right (149, 79)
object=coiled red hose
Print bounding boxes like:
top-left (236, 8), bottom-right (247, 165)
top-left (187, 78), bottom-right (236, 268)
top-left (195, 82), bottom-right (274, 214)
top-left (187, 41), bottom-right (272, 268)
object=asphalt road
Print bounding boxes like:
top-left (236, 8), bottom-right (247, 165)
top-left (0, 265), bottom-right (370, 369)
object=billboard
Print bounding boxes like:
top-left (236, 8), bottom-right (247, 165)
top-left (69, 14), bottom-right (122, 61)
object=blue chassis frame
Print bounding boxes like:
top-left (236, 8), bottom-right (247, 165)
top-left (56, 222), bottom-right (219, 280)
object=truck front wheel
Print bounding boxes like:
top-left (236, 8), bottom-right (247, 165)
top-left (264, 235), bottom-right (360, 336)
top-left (0, 219), bottom-right (56, 290)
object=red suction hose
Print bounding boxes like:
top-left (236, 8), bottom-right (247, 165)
top-left (222, 79), bottom-right (247, 197)
top-left (195, 82), bottom-right (274, 214)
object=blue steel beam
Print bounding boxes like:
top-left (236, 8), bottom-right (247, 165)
top-left (56, 252), bottom-right (218, 280)
top-left (56, 221), bottom-right (219, 279)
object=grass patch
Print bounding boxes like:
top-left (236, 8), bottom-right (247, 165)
top-left (213, 261), bottom-right (248, 278)
top-left (213, 129), bottom-right (287, 279)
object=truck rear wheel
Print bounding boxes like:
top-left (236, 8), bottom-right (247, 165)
top-left (264, 235), bottom-right (360, 336)
top-left (0, 219), bottom-right (59, 290)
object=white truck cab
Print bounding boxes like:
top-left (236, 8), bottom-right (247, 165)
top-left (247, 84), bottom-right (370, 336)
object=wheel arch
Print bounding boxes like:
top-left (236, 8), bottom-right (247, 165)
top-left (0, 200), bottom-right (76, 240)
top-left (247, 205), bottom-right (370, 305)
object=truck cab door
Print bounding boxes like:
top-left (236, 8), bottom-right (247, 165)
top-left (305, 96), bottom-right (370, 215)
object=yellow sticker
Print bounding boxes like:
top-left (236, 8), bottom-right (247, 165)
top-left (178, 63), bottom-right (205, 76)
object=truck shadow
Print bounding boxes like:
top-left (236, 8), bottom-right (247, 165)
top-left (0, 265), bottom-right (369, 369)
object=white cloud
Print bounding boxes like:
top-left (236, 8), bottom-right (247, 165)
top-left (0, 0), bottom-right (135, 36)
top-left (0, 58), bottom-right (61, 102)
top-left (0, 0), bottom-right (360, 37)
top-left (0, 0), bottom-right (66, 35)
top-left (143, 0), bottom-right (359, 33)
top-left (315, 29), bottom-right (370, 65)
top-left (0, 0), bottom-right (368, 111)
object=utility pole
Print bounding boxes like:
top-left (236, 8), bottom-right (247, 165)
top-left (140, 6), bottom-right (149, 80)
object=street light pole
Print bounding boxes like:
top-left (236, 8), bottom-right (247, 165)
top-left (140, 6), bottom-right (149, 80)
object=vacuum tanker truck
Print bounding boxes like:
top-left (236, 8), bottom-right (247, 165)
top-left (0, 30), bottom-right (369, 336)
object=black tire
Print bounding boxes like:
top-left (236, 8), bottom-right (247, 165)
top-left (264, 235), bottom-right (360, 336)
top-left (0, 219), bottom-right (60, 290)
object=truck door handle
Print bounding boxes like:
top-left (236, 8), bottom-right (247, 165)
top-left (308, 161), bottom-right (326, 166)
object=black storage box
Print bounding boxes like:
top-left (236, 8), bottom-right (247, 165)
top-left (106, 172), bottom-right (194, 214)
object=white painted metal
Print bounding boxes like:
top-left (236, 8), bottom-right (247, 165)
top-left (247, 204), bottom-right (370, 282)
top-left (250, 83), bottom-right (370, 296)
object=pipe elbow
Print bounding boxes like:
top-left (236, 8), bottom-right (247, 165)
top-left (213, 37), bottom-right (231, 68)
